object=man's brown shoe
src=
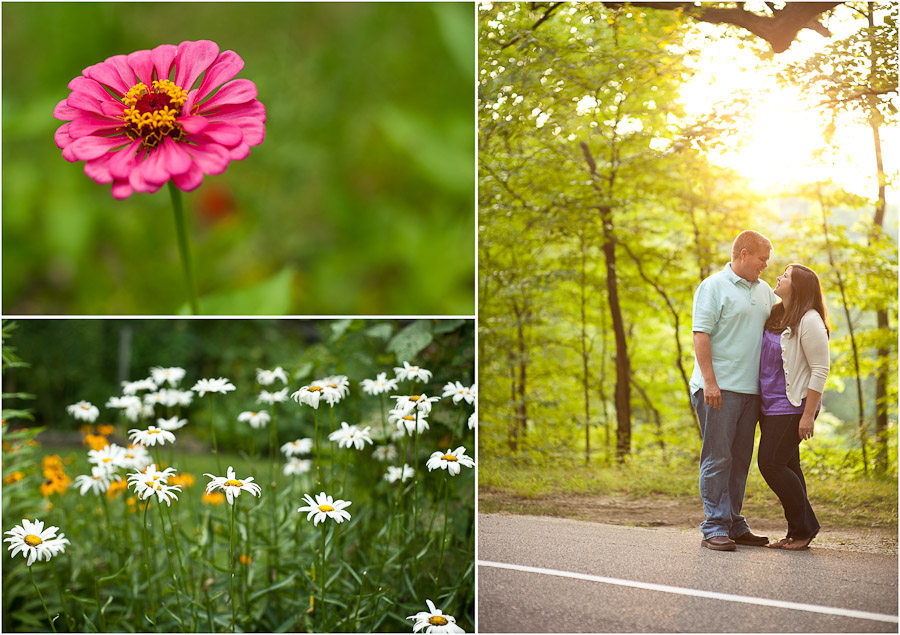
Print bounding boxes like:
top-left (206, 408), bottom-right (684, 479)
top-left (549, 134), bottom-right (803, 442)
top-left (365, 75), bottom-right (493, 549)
top-left (733, 531), bottom-right (769, 546)
top-left (701, 536), bottom-right (736, 551)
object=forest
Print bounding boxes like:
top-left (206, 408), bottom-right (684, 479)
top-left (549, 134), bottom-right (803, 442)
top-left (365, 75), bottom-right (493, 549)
top-left (478, 1), bottom-right (898, 485)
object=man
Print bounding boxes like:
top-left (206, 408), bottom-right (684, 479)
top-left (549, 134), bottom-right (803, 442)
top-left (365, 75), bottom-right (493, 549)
top-left (690, 230), bottom-right (777, 551)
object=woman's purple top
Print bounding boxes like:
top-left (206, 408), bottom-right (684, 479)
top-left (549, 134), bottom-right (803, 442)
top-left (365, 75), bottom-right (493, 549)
top-left (760, 329), bottom-right (805, 415)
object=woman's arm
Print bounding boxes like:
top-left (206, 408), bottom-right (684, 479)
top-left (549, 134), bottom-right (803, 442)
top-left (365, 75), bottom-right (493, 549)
top-left (798, 388), bottom-right (822, 441)
top-left (799, 312), bottom-right (830, 441)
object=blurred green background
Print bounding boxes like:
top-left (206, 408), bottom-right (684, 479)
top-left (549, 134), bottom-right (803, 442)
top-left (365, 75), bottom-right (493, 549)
top-left (2, 3), bottom-right (475, 315)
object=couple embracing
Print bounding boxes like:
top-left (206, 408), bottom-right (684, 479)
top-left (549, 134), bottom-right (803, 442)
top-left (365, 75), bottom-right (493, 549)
top-left (691, 230), bottom-right (830, 552)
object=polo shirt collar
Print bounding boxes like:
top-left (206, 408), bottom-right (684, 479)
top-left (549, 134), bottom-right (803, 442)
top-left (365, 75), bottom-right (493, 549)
top-left (723, 262), bottom-right (758, 289)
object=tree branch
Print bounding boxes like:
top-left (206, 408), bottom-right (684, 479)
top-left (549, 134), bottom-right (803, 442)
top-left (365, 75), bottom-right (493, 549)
top-left (498, 2), bottom-right (566, 50)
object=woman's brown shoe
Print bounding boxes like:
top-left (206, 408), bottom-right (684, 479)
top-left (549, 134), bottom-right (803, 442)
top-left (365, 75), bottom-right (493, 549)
top-left (783, 537), bottom-right (813, 550)
top-left (766, 538), bottom-right (790, 549)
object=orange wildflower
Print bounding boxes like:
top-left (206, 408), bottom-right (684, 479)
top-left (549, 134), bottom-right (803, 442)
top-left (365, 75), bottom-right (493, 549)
top-left (202, 491), bottom-right (226, 505)
top-left (169, 472), bottom-right (195, 488)
top-left (3, 471), bottom-right (25, 484)
top-left (239, 554), bottom-right (252, 566)
top-left (97, 424), bottom-right (116, 436)
top-left (107, 480), bottom-right (128, 499)
top-left (41, 455), bottom-right (66, 478)
top-left (84, 434), bottom-right (109, 451)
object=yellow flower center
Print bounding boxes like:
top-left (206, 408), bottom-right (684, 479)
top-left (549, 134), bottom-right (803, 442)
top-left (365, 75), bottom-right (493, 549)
top-left (403, 416), bottom-right (415, 421)
top-left (428, 616), bottom-right (448, 626)
top-left (81, 404), bottom-right (91, 410)
top-left (409, 395), bottom-right (421, 401)
top-left (441, 454), bottom-right (459, 462)
top-left (122, 79), bottom-right (188, 149)
top-left (102, 458), bottom-right (112, 462)
top-left (24, 534), bottom-right (43, 547)
top-left (224, 479), bottom-right (243, 487)
top-left (327, 384), bottom-right (337, 388)
top-left (147, 429), bottom-right (161, 434)
top-left (318, 504), bottom-right (335, 512)
top-left (308, 387), bottom-right (323, 393)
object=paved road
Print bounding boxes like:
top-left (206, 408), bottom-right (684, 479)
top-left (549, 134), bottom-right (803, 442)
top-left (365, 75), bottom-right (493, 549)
top-left (478, 513), bottom-right (898, 633)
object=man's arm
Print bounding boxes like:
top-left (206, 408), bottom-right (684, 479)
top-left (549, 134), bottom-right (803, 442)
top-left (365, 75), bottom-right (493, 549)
top-left (693, 331), bottom-right (721, 409)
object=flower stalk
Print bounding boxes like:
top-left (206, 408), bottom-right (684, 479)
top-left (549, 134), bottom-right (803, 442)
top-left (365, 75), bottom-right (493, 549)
top-left (168, 182), bottom-right (199, 315)
top-left (29, 566), bottom-right (57, 633)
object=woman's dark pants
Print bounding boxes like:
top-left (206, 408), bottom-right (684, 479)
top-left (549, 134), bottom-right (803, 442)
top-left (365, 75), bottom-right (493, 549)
top-left (757, 412), bottom-right (820, 540)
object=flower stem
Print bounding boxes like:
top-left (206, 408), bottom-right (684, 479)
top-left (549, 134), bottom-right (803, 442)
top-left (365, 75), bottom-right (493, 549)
top-left (230, 501), bottom-right (237, 633)
top-left (209, 395), bottom-right (221, 473)
top-left (142, 501), bottom-right (158, 632)
top-left (29, 566), bottom-right (57, 633)
top-left (157, 501), bottom-right (186, 628)
top-left (438, 476), bottom-right (450, 583)
top-left (168, 181), bottom-right (199, 315)
top-left (314, 408), bottom-right (321, 488)
top-left (320, 524), bottom-right (327, 632)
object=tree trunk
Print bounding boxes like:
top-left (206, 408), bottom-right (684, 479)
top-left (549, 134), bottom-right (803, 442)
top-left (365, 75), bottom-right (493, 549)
top-left (580, 230), bottom-right (592, 464)
top-left (513, 299), bottom-right (529, 448)
top-left (580, 141), bottom-right (632, 461)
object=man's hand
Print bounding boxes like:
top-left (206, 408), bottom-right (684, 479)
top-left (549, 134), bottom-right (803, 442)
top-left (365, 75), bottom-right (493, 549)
top-left (798, 413), bottom-right (815, 441)
top-left (703, 381), bottom-right (722, 410)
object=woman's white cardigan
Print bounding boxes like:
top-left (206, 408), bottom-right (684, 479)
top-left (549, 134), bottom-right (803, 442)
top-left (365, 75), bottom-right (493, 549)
top-left (779, 309), bottom-right (830, 407)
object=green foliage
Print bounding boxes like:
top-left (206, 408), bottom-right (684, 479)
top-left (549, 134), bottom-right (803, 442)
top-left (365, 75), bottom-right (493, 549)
top-left (2, 319), bottom-right (476, 633)
top-left (2, 3), bottom-right (475, 314)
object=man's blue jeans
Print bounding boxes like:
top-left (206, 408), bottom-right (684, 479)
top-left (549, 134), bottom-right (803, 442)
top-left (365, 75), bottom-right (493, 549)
top-left (691, 389), bottom-right (759, 540)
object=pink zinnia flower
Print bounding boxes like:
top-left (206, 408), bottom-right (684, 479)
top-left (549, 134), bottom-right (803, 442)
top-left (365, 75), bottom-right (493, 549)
top-left (54, 40), bottom-right (266, 200)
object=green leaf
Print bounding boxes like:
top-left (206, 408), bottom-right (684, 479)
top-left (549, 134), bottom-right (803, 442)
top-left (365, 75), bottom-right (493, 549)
top-left (432, 319), bottom-right (466, 335)
top-left (386, 320), bottom-right (433, 362)
top-left (248, 572), bottom-right (297, 602)
top-left (363, 323), bottom-right (394, 341)
top-left (178, 267), bottom-right (295, 315)
top-left (329, 319), bottom-right (353, 341)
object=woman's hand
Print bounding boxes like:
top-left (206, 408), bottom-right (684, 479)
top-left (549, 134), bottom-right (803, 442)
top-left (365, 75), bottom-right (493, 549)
top-left (798, 413), bottom-right (815, 441)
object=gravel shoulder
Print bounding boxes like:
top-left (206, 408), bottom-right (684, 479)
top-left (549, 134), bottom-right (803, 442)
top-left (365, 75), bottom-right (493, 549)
top-left (479, 488), bottom-right (898, 555)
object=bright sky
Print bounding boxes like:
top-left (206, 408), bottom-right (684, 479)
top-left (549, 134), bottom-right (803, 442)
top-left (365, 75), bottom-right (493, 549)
top-left (677, 3), bottom-right (895, 202)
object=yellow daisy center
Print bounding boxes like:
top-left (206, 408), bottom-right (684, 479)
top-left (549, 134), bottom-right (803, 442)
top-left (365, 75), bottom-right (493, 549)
top-left (308, 387), bottom-right (323, 393)
top-left (24, 534), bottom-right (43, 547)
top-left (409, 395), bottom-right (421, 401)
top-left (102, 458), bottom-right (112, 462)
top-left (224, 479), bottom-right (243, 487)
top-left (327, 384), bottom-right (337, 388)
top-left (147, 429), bottom-right (161, 434)
top-left (429, 616), bottom-right (449, 626)
top-left (441, 454), bottom-right (459, 462)
top-left (318, 504), bottom-right (335, 512)
top-left (81, 404), bottom-right (91, 410)
top-left (122, 79), bottom-right (188, 149)
top-left (403, 415), bottom-right (415, 421)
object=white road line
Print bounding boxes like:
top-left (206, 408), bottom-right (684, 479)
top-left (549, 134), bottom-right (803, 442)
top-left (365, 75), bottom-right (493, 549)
top-left (478, 560), bottom-right (899, 624)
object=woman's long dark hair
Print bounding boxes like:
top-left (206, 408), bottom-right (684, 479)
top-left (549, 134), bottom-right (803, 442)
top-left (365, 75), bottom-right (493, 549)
top-left (765, 264), bottom-right (830, 338)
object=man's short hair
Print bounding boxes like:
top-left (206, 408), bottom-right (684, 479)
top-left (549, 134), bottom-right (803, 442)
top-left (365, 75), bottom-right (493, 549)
top-left (731, 230), bottom-right (773, 260)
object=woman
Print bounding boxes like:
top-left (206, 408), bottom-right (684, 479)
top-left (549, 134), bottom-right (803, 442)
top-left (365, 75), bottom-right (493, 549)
top-left (757, 264), bottom-right (830, 550)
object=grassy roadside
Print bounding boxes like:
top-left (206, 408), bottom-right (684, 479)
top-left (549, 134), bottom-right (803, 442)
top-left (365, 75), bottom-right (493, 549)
top-left (479, 458), bottom-right (899, 533)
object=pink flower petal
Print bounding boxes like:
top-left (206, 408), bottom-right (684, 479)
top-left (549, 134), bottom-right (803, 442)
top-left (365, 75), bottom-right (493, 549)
top-left (128, 160), bottom-right (151, 192)
top-left (84, 61), bottom-right (129, 95)
top-left (230, 117), bottom-right (266, 146)
top-left (66, 91), bottom-right (105, 116)
top-left (161, 137), bottom-right (193, 176)
top-left (182, 141), bottom-right (230, 175)
top-left (175, 40), bottom-right (219, 91)
top-left (140, 146), bottom-right (171, 184)
top-left (177, 115), bottom-right (209, 135)
top-left (55, 123), bottom-right (73, 149)
top-left (53, 99), bottom-right (81, 122)
top-left (172, 162), bottom-right (204, 192)
top-left (127, 49), bottom-right (155, 87)
top-left (68, 76), bottom-right (112, 102)
top-left (196, 79), bottom-right (257, 111)
top-left (195, 50), bottom-right (244, 102)
top-left (68, 116), bottom-right (123, 139)
top-left (107, 54), bottom-right (137, 91)
top-left (64, 135), bottom-right (130, 162)
top-left (201, 122), bottom-right (243, 147)
top-left (111, 179), bottom-right (134, 200)
top-left (228, 141), bottom-right (251, 161)
top-left (201, 100), bottom-right (266, 122)
top-left (108, 140), bottom-right (144, 179)
top-left (151, 44), bottom-right (178, 82)
top-left (100, 100), bottom-right (126, 118)
top-left (85, 156), bottom-right (114, 184)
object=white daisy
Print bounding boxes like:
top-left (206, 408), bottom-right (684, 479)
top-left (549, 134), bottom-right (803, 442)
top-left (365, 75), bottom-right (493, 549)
top-left (394, 362), bottom-right (433, 383)
top-left (407, 599), bottom-right (465, 633)
top-left (389, 408), bottom-right (430, 436)
top-left (88, 444), bottom-right (126, 473)
top-left (143, 391), bottom-right (166, 407)
top-left (384, 464), bottom-right (414, 484)
top-left (128, 465), bottom-right (182, 505)
top-left (4, 519), bottom-right (70, 566)
top-left (283, 458), bottom-right (312, 476)
top-left (441, 381), bottom-right (476, 405)
top-left (291, 384), bottom-right (338, 409)
top-left (238, 410), bottom-right (271, 429)
top-left (426, 446), bottom-right (475, 476)
top-left (360, 372), bottom-right (399, 396)
top-left (120, 444), bottom-right (152, 471)
top-left (281, 438), bottom-right (313, 457)
top-left (128, 426), bottom-right (176, 447)
top-left (392, 394), bottom-right (441, 416)
top-left (468, 412), bottom-right (476, 430)
top-left (124, 402), bottom-right (155, 423)
top-left (74, 466), bottom-right (120, 495)
top-left (192, 377), bottom-right (236, 397)
top-left (149, 366), bottom-right (186, 388)
top-left (204, 466), bottom-right (262, 505)
top-left (256, 367), bottom-right (288, 386)
top-left (297, 492), bottom-right (352, 526)
top-left (258, 388), bottom-right (289, 405)
top-left (67, 400), bottom-right (99, 423)
top-left (317, 375), bottom-right (350, 399)
top-left (121, 378), bottom-right (158, 395)
top-left (106, 395), bottom-right (142, 410)
top-left (157, 416), bottom-right (188, 431)
top-left (373, 444), bottom-right (399, 462)
top-left (328, 422), bottom-right (374, 450)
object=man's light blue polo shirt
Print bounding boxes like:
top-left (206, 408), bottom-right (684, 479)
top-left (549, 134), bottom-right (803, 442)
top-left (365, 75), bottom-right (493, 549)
top-left (690, 263), bottom-right (776, 395)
